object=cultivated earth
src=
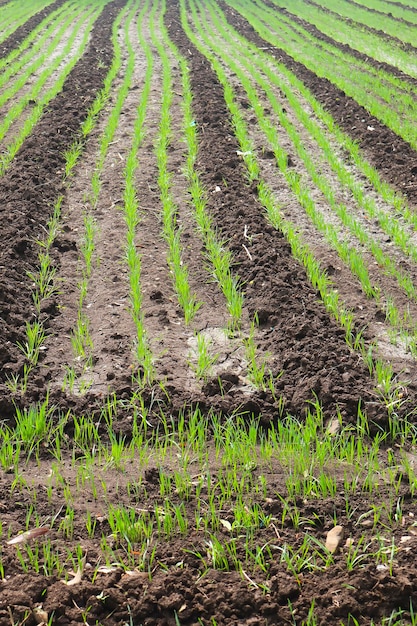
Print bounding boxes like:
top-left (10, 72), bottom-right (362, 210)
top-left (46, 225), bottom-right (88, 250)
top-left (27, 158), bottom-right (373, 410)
top-left (2, 0), bottom-right (417, 624)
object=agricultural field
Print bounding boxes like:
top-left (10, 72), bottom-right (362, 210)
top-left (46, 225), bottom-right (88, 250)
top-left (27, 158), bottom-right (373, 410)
top-left (3, 0), bottom-right (417, 623)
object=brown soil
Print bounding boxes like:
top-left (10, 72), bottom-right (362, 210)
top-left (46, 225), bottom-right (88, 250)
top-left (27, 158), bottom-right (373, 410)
top-left (368, 0), bottom-right (417, 14)
top-left (0, 5), bottom-right (105, 157)
top-left (2, 1), bottom-right (417, 625)
top-left (0, 0), bottom-right (121, 416)
top-left (204, 7), bottom-right (417, 373)
top-left (164, 7), bottom-right (391, 427)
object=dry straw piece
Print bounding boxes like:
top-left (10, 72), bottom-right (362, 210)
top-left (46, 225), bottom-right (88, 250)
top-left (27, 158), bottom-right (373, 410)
top-left (325, 525), bottom-right (344, 554)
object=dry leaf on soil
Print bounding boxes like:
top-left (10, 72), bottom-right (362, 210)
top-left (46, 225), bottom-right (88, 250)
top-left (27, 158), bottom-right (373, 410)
top-left (326, 418), bottom-right (341, 436)
top-left (220, 519), bottom-right (232, 532)
top-left (62, 566), bottom-right (83, 586)
top-left (62, 554), bottom-right (86, 586)
top-left (6, 526), bottom-right (50, 545)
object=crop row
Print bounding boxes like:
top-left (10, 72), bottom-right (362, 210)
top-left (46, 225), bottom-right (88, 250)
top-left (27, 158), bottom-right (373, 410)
top-left (180, 0), bottom-right (417, 403)
top-left (227, 0), bottom-right (417, 151)
top-left (0, 0), bottom-right (111, 174)
top-left (0, 0), bottom-right (52, 41)
top-left (1, 0), bottom-right (410, 421)
top-left (3, 0), bottom-right (282, 408)
top-left (2, 0), bottom-right (417, 419)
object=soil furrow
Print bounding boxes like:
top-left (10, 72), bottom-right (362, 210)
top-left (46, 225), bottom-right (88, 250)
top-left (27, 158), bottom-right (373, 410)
top-left (375, 0), bottom-right (417, 14)
top-left (3, 5), bottom-right (417, 625)
top-left (202, 15), bottom-right (417, 335)
top-left (0, 0), bottom-right (124, 415)
top-left (43, 5), bottom-right (231, 407)
top-left (258, 0), bottom-right (417, 114)
top-left (165, 1), bottom-right (393, 425)
top-left (233, 72), bottom-right (414, 290)
top-left (0, 4), bottom-right (72, 95)
top-left (221, 2), bottom-right (417, 208)
top-left (192, 0), bottom-right (417, 397)
top-left (252, 135), bottom-right (417, 374)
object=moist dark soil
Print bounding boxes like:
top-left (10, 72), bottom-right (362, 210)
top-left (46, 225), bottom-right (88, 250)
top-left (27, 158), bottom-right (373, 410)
top-left (381, 0), bottom-right (417, 14)
top-left (2, 1), bottom-right (417, 625)
top-left (164, 6), bottom-right (392, 428)
top-left (3, 467), bottom-right (417, 626)
top-left (1, 0), bottom-right (402, 427)
top-left (342, 0), bottom-right (417, 24)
